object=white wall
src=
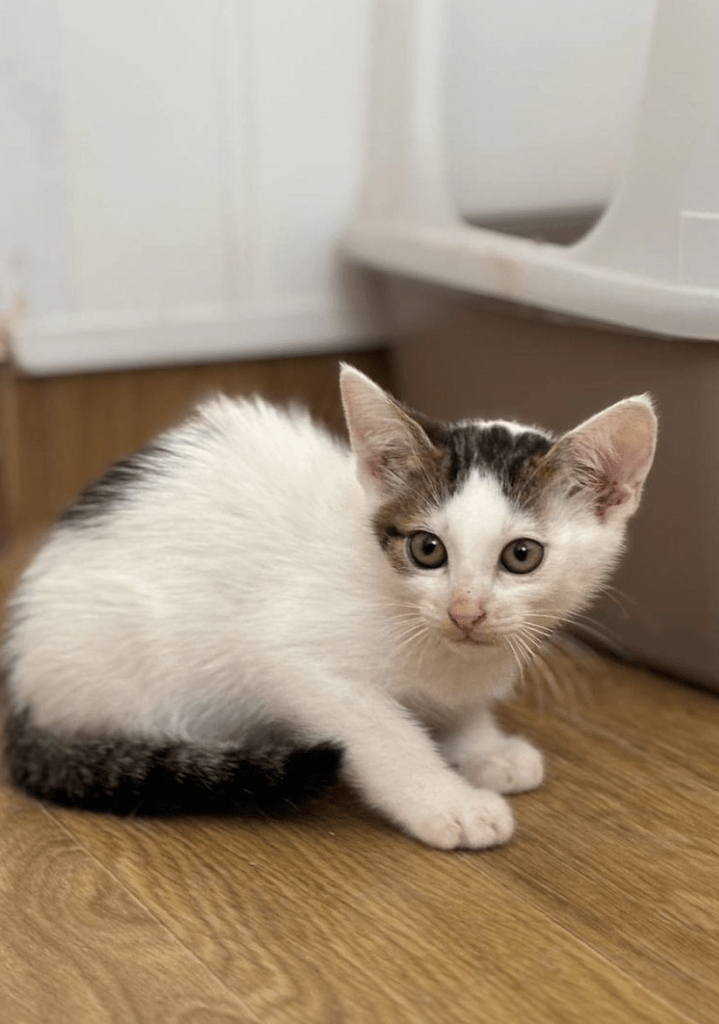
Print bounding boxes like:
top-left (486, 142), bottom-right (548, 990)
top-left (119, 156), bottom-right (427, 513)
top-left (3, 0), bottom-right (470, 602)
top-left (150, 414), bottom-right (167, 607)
top-left (0, 0), bottom-right (659, 373)
top-left (0, 0), bottom-right (71, 322)
top-left (0, 0), bottom-right (383, 374)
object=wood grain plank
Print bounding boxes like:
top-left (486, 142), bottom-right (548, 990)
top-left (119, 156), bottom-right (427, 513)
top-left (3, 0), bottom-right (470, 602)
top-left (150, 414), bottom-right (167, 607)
top-left (1, 349), bottom-right (392, 533)
top-left (0, 362), bottom-right (21, 546)
top-left (539, 640), bottom-right (719, 783)
top-left (488, 644), bottom-right (719, 1024)
top-left (49, 782), bottom-right (691, 1024)
top-left (0, 785), bottom-right (257, 1024)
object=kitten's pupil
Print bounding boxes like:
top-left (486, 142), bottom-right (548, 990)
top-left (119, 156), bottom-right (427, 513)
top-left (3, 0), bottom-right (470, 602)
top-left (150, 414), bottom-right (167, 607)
top-left (500, 538), bottom-right (544, 575)
top-left (408, 531), bottom-right (448, 570)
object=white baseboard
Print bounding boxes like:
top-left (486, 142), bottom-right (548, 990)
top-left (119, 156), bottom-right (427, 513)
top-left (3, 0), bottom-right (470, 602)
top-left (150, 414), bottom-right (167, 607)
top-left (9, 298), bottom-right (387, 375)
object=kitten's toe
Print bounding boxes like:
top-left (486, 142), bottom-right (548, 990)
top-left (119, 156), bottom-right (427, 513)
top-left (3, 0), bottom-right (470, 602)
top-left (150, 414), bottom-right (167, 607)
top-left (412, 789), bottom-right (514, 850)
top-left (464, 738), bottom-right (544, 794)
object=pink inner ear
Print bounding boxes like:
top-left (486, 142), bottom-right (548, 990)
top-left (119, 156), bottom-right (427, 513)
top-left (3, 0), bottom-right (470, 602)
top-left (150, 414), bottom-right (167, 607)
top-left (600, 412), bottom-right (655, 488)
top-left (341, 367), bottom-right (437, 495)
top-left (351, 419), bottom-right (408, 492)
top-left (567, 402), bottom-right (656, 520)
top-left (364, 451), bottom-right (390, 488)
top-left (581, 450), bottom-right (634, 519)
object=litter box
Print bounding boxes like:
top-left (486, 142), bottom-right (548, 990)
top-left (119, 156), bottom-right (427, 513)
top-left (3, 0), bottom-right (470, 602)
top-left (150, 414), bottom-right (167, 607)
top-left (345, 0), bottom-right (719, 689)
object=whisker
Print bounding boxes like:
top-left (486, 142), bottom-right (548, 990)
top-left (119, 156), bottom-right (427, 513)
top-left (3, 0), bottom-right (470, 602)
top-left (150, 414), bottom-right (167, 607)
top-left (513, 633), bottom-right (537, 665)
top-left (521, 624), bottom-right (554, 644)
top-left (529, 647), bottom-right (566, 703)
top-left (561, 614), bottom-right (628, 655)
top-left (394, 623), bottom-right (431, 649)
top-left (390, 613), bottom-right (426, 626)
top-left (536, 635), bottom-right (595, 707)
top-left (392, 616), bottom-right (440, 658)
top-left (504, 636), bottom-right (528, 686)
top-left (593, 583), bottom-right (640, 619)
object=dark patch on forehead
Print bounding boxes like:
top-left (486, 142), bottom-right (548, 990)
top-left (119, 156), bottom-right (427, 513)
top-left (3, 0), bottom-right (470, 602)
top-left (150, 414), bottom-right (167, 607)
top-left (417, 416), bottom-right (555, 507)
top-left (371, 414), bottom-right (558, 563)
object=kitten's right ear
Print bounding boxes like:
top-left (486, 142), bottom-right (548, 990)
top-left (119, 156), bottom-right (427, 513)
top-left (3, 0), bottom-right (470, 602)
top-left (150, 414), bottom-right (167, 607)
top-left (339, 364), bottom-right (437, 494)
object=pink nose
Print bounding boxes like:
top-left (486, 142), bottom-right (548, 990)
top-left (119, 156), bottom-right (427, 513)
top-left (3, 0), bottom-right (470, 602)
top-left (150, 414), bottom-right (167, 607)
top-left (448, 605), bottom-right (487, 632)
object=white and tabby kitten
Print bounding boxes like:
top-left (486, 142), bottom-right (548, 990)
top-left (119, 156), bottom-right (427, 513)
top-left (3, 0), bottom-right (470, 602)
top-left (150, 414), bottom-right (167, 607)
top-left (1, 366), bottom-right (656, 850)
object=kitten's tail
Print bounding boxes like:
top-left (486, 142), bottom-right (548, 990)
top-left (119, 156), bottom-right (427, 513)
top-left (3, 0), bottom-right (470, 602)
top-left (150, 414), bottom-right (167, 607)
top-left (3, 709), bottom-right (342, 817)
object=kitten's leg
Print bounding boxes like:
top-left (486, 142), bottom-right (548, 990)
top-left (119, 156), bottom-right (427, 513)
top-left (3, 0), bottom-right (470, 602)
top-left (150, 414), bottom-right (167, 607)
top-left (441, 711), bottom-right (544, 795)
top-left (286, 682), bottom-right (515, 851)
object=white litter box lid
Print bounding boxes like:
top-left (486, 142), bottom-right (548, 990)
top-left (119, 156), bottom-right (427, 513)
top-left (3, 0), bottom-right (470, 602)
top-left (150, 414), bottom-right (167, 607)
top-left (446, 0), bottom-right (655, 221)
top-left (346, 0), bottom-right (719, 341)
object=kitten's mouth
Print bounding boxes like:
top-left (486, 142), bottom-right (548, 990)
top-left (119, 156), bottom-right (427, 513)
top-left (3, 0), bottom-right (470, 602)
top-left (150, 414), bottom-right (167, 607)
top-left (448, 632), bottom-right (497, 648)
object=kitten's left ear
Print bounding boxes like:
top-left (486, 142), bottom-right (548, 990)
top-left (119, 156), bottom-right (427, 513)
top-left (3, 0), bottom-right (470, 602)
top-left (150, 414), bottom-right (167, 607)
top-left (339, 364), bottom-right (438, 494)
top-left (557, 395), bottom-right (657, 521)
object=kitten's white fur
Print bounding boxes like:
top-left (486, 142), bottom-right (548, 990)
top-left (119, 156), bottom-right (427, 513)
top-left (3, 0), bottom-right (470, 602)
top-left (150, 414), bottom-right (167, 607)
top-left (3, 366), bottom-right (656, 849)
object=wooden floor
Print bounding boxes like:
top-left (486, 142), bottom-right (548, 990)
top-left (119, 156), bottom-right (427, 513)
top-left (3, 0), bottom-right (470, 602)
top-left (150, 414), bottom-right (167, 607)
top-left (0, 541), bottom-right (717, 1024)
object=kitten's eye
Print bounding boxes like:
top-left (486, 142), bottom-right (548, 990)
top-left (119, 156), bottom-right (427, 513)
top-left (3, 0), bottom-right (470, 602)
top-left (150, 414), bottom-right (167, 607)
top-left (500, 538), bottom-right (544, 575)
top-left (408, 531), bottom-right (448, 570)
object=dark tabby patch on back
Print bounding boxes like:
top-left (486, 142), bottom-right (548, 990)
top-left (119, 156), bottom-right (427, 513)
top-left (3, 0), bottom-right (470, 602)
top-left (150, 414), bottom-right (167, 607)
top-left (60, 442), bottom-right (172, 527)
top-left (3, 706), bottom-right (342, 816)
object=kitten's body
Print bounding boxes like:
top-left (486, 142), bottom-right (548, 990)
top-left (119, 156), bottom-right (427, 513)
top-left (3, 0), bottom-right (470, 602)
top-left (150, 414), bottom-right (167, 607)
top-left (1, 367), bottom-right (656, 848)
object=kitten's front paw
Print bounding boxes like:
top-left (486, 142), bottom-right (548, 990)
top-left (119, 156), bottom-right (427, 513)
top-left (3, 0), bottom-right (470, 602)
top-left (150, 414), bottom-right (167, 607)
top-left (410, 789), bottom-right (514, 851)
top-left (462, 737), bottom-right (544, 794)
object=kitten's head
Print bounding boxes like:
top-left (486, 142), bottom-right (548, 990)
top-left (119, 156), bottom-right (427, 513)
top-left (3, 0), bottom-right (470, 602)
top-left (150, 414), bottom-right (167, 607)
top-left (340, 365), bottom-right (657, 660)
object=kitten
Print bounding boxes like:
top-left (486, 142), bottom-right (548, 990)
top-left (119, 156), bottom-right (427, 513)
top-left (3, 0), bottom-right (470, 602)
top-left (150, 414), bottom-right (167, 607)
top-left (1, 366), bottom-right (656, 850)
